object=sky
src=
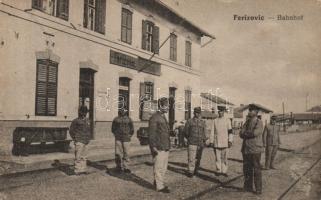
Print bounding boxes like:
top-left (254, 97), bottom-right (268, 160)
top-left (161, 0), bottom-right (321, 113)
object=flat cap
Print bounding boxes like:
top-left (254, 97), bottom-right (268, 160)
top-left (194, 107), bottom-right (202, 113)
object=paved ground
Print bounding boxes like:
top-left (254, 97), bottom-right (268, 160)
top-left (0, 130), bottom-right (320, 200)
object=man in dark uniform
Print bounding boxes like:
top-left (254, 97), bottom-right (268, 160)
top-left (239, 104), bottom-right (264, 195)
top-left (111, 109), bottom-right (134, 173)
top-left (263, 116), bottom-right (281, 170)
top-left (148, 97), bottom-right (171, 193)
top-left (69, 106), bottom-right (91, 175)
top-left (184, 107), bottom-right (207, 177)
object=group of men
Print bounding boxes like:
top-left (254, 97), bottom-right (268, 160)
top-left (69, 99), bottom-right (281, 195)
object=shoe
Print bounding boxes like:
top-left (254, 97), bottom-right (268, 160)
top-left (75, 171), bottom-right (89, 176)
top-left (123, 169), bottom-right (131, 173)
top-left (187, 172), bottom-right (194, 178)
top-left (254, 191), bottom-right (262, 195)
top-left (270, 166), bottom-right (276, 170)
top-left (157, 186), bottom-right (170, 193)
top-left (222, 173), bottom-right (228, 177)
top-left (153, 180), bottom-right (156, 189)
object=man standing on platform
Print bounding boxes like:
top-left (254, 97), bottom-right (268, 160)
top-left (184, 107), bottom-right (207, 177)
top-left (239, 104), bottom-right (264, 195)
top-left (148, 97), bottom-right (171, 193)
top-left (210, 106), bottom-right (233, 177)
top-left (263, 116), bottom-right (281, 170)
top-left (69, 105), bottom-right (91, 175)
top-left (111, 109), bottom-right (134, 173)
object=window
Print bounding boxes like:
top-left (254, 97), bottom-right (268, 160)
top-left (169, 33), bottom-right (177, 61)
top-left (84, 0), bottom-right (106, 34)
top-left (142, 20), bottom-right (159, 54)
top-left (118, 77), bottom-right (131, 116)
top-left (185, 41), bottom-right (192, 67)
top-left (35, 59), bottom-right (58, 116)
top-left (121, 8), bottom-right (132, 44)
top-left (139, 82), bottom-right (154, 119)
top-left (32, 0), bottom-right (69, 20)
top-left (185, 90), bottom-right (192, 120)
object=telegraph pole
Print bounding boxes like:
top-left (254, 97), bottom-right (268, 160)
top-left (282, 102), bottom-right (286, 132)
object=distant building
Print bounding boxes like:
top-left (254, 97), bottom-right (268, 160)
top-left (200, 92), bottom-right (235, 120)
top-left (233, 103), bottom-right (273, 128)
top-left (307, 105), bottom-right (321, 112)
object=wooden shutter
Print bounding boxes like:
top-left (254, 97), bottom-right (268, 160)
top-left (32, 0), bottom-right (43, 10)
top-left (142, 20), bottom-right (147, 50)
top-left (35, 60), bottom-right (58, 116)
top-left (57, 0), bottom-right (69, 20)
top-left (152, 26), bottom-right (159, 54)
top-left (127, 10), bottom-right (132, 44)
top-left (139, 82), bottom-right (146, 119)
top-left (95, 0), bottom-right (106, 34)
top-left (83, 0), bottom-right (88, 28)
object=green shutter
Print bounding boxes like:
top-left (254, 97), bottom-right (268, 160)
top-left (83, 0), bottom-right (88, 28)
top-left (57, 0), bottom-right (69, 20)
top-left (142, 20), bottom-right (147, 50)
top-left (95, 0), bottom-right (106, 34)
top-left (152, 26), bottom-right (159, 54)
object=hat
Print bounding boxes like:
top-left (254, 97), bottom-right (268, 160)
top-left (217, 106), bottom-right (227, 112)
top-left (158, 97), bottom-right (169, 107)
top-left (194, 107), bottom-right (202, 113)
top-left (78, 105), bottom-right (88, 114)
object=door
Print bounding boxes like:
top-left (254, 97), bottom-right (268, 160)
top-left (79, 68), bottom-right (95, 138)
top-left (169, 87), bottom-right (176, 130)
top-left (118, 77), bottom-right (131, 116)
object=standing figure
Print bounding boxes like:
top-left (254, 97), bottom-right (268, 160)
top-left (177, 121), bottom-right (186, 147)
top-left (184, 107), bottom-right (207, 177)
top-left (210, 106), bottom-right (233, 176)
top-left (148, 97), bottom-right (171, 193)
top-left (239, 105), bottom-right (264, 195)
top-left (69, 106), bottom-right (91, 175)
top-left (111, 109), bottom-right (134, 173)
top-left (263, 116), bottom-right (281, 170)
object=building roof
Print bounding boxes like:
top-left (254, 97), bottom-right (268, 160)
top-left (272, 113), bottom-right (321, 121)
top-left (200, 93), bottom-right (234, 106)
top-left (307, 105), bottom-right (321, 112)
top-left (130, 0), bottom-right (215, 39)
top-left (236, 103), bottom-right (273, 113)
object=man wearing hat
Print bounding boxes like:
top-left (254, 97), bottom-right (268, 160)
top-left (239, 104), bottom-right (264, 194)
top-left (210, 106), bottom-right (233, 177)
top-left (69, 105), bottom-right (91, 175)
top-left (148, 97), bottom-right (171, 193)
top-left (262, 116), bottom-right (281, 170)
top-left (184, 106), bottom-right (207, 177)
top-left (111, 109), bottom-right (134, 173)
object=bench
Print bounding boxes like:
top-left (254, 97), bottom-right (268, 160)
top-left (12, 127), bottom-right (71, 156)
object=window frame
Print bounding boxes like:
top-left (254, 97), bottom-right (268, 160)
top-left (121, 8), bottom-right (133, 44)
top-left (32, 0), bottom-right (69, 21)
top-left (83, 0), bottom-right (106, 34)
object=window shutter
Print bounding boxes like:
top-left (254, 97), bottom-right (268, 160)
top-left (83, 0), bottom-right (88, 28)
top-left (95, 0), bottom-right (106, 34)
top-left (142, 20), bottom-right (147, 50)
top-left (57, 0), bottom-right (69, 20)
top-left (139, 82), bottom-right (146, 119)
top-left (32, 0), bottom-right (43, 10)
top-left (152, 26), bottom-right (159, 54)
top-left (127, 11), bottom-right (132, 44)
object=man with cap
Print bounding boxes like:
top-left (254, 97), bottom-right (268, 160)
top-left (239, 104), bottom-right (264, 194)
top-left (262, 116), bottom-right (281, 170)
top-left (184, 107), bottom-right (207, 177)
top-left (111, 108), bottom-right (134, 173)
top-left (148, 97), bottom-right (171, 193)
top-left (209, 106), bottom-right (233, 177)
top-left (69, 105), bottom-right (91, 175)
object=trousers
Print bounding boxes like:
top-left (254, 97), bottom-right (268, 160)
top-left (74, 142), bottom-right (88, 173)
top-left (265, 145), bottom-right (278, 168)
top-left (188, 145), bottom-right (203, 173)
top-left (242, 153), bottom-right (262, 192)
top-left (153, 150), bottom-right (169, 190)
top-left (115, 140), bottom-right (130, 170)
top-left (214, 148), bottom-right (228, 173)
